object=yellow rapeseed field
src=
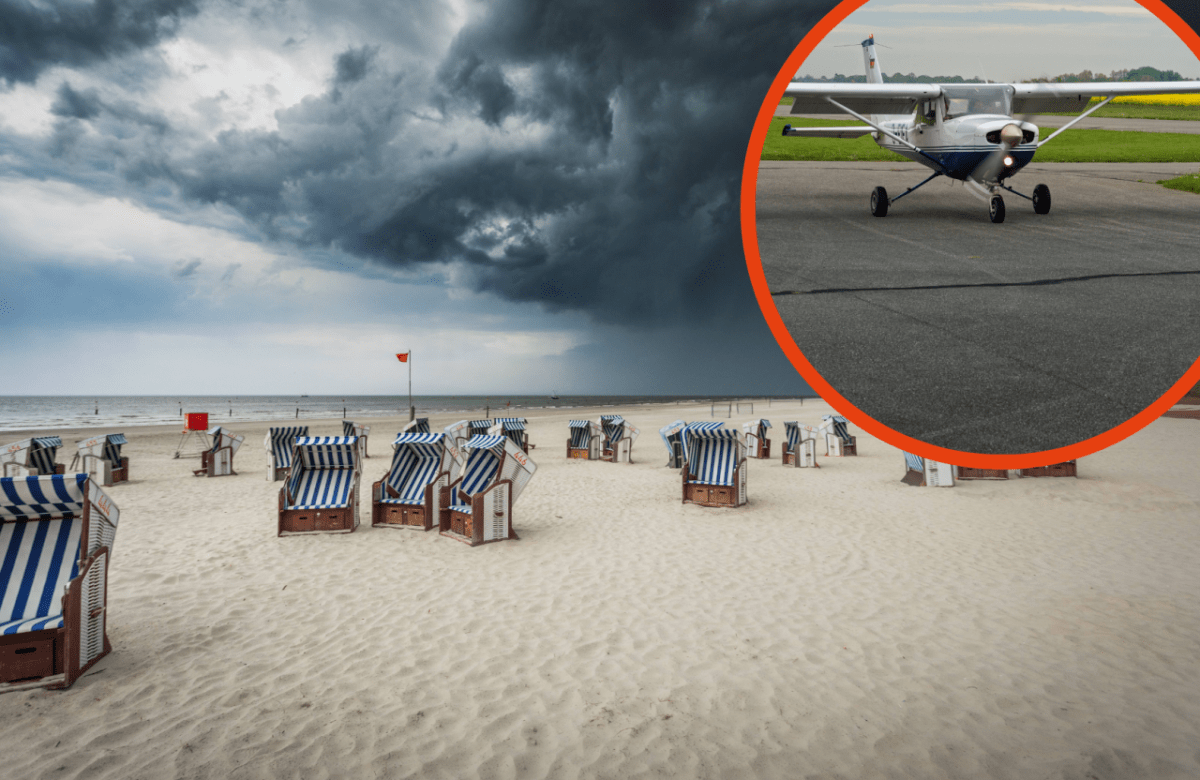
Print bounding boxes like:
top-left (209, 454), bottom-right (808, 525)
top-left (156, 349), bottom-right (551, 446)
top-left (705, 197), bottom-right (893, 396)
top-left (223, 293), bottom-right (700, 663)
top-left (1109, 93), bottom-right (1200, 106)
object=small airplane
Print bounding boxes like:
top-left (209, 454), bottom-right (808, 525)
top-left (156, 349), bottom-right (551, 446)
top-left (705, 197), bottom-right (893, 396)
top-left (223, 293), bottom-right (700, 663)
top-left (782, 36), bottom-right (1200, 222)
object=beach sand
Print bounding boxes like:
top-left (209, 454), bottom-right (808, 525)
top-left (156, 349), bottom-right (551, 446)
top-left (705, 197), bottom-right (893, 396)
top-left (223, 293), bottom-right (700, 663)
top-left (2, 399), bottom-right (1198, 779)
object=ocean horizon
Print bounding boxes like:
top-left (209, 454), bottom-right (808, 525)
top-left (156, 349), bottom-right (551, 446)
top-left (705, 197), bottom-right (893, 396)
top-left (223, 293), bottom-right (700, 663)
top-left (0, 394), bottom-right (812, 434)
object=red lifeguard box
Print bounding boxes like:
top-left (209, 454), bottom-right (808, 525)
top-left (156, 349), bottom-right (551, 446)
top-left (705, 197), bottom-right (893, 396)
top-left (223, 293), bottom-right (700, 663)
top-left (175, 413), bottom-right (212, 459)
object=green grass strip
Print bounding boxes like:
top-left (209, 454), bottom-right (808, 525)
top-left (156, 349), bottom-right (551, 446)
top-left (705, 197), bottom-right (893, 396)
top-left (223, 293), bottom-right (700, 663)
top-left (1158, 170), bottom-right (1200, 193)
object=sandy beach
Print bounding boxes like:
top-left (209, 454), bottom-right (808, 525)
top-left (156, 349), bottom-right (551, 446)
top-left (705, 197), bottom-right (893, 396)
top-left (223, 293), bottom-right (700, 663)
top-left (2, 398), bottom-right (1198, 779)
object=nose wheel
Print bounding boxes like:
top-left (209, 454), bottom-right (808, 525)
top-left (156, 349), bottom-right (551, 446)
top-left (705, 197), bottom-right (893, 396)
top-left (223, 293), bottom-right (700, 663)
top-left (1033, 183), bottom-right (1051, 214)
top-left (989, 195), bottom-right (1005, 223)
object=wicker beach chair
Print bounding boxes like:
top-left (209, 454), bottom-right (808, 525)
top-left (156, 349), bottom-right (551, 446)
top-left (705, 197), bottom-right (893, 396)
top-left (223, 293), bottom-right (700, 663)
top-left (343, 421), bottom-right (370, 459)
top-left (1019, 461), bottom-right (1078, 478)
top-left (681, 423), bottom-right (747, 507)
top-left (489, 417), bottom-right (532, 452)
top-left (439, 434), bottom-right (537, 546)
top-left (781, 422), bottom-right (819, 467)
top-left (660, 420), bottom-right (686, 468)
top-left (901, 452), bottom-right (955, 487)
top-left (372, 432), bottom-right (459, 531)
top-left (0, 474), bottom-right (119, 693)
top-left (599, 415), bottom-right (638, 463)
top-left (1, 437), bottom-right (65, 477)
top-left (741, 419), bottom-right (773, 459)
top-left (70, 434), bottom-right (128, 487)
top-left (265, 426), bottom-right (308, 482)
top-left (567, 420), bottom-right (601, 459)
top-left (277, 437), bottom-right (361, 536)
top-left (819, 415), bottom-right (857, 457)
top-left (193, 427), bottom-right (244, 478)
top-left (956, 465), bottom-right (1010, 480)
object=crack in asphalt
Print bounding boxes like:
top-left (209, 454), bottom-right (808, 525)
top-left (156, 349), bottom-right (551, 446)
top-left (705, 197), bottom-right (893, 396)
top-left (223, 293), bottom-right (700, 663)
top-left (770, 269), bottom-right (1200, 296)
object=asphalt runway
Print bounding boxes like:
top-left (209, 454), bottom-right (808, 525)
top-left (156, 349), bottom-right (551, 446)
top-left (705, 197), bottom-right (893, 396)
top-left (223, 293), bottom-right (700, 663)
top-left (754, 161), bottom-right (1200, 454)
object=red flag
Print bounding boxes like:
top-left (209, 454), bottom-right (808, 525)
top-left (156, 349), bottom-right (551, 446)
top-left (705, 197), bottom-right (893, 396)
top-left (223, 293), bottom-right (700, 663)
top-left (396, 352), bottom-right (409, 362)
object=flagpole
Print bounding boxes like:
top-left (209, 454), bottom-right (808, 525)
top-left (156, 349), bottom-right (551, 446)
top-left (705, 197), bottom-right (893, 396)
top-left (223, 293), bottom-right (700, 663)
top-left (408, 351), bottom-right (414, 422)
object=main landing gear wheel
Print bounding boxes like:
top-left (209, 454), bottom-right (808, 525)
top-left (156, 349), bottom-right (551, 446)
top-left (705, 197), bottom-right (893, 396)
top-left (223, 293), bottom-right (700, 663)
top-left (1033, 183), bottom-right (1051, 215)
top-left (989, 195), bottom-right (1005, 224)
top-left (870, 186), bottom-right (889, 217)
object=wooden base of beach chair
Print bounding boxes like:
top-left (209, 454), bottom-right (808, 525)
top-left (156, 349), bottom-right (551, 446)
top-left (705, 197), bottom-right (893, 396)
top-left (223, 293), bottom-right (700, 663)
top-left (567, 447), bottom-right (590, 459)
top-left (956, 467), bottom-right (1009, 480)
top-left (683, 483), bottom-right (738, 507)
top-left (759, 439), bottom-right (771, 459)
top-left (110, 458), bottom-right (129, 484)
top-left (55, 464), bottom-right (65, 475)
top-left (0, 629), bottom-right (62, 687)
top-left (902, 461), bottom-right (955, 487)
top-left (901, 468), bottom-right (925, 487)
top-left (439, 509), bottom-right (520, 546)
top-left (278, 503), bottom-right (357, 535)
top-left (826, 436), bottom-right (857, 457)
top-left (194, 450), bottom-right (236, 478)
top-left (1020, 461), bottom-right (1077, 478)
top-left (372, 503), bottom-right (431, 531)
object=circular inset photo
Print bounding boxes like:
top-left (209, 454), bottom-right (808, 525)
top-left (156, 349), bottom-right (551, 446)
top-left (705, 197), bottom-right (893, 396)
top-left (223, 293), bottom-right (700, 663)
top-left (742, 0), bottom-right (1200, 467)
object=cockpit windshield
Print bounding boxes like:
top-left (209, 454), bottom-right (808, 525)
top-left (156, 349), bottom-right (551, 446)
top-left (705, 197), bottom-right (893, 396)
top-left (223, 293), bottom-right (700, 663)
top-left (942, 85), bottom-right (1013, 119)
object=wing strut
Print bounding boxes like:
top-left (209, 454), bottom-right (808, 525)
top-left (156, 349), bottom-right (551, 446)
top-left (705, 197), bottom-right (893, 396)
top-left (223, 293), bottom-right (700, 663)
top-left (1037, 95), bottom-right (1116, 147)
top-left (824, 97), bottom-right (947, 173)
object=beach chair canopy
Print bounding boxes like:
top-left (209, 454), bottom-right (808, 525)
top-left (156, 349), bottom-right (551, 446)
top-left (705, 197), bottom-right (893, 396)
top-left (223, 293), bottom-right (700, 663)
top-left (681, 422), bottom-right (726, 462)
top-left (267, 426), bottom-right (308, 469)
top-left (493, 418), bottom-right (526, 431)
top-left (821, 415), bottom-right (853, 444)
top-left (452, 434), bottom-right (537, 508)
top-left (2, 436), bottom-right (63, 475)
top-left (600, 415), bottom-right (625, 447)
top-left (467, 420), bottom-right (492, 435)
top-left (903, 452), bottom-right (924, 472)
top-left (382, 433), bottom-right (455, 505)
top-left (207, 427), bottom-right (243, 454)
top-left (343, 420), bottom-right (369, 438)
top-left (682, 424), bottom-right (742, 487)
top-left (285, 437), bottom-right (358, 510)
top-left (784, 421), bottom-right (808, 447)
top-left (659, 420), bottom-right (686, 454)
top-left (403, 418), bottom-right (430, 434)
top-left (568, 420), bottom-right (597, 448)
top-left (76, 434), bottom-right (126, 464)
top-left (742, 419), bottom-right (772, 438)
top-left (1, 474), bottom-right (119, 635)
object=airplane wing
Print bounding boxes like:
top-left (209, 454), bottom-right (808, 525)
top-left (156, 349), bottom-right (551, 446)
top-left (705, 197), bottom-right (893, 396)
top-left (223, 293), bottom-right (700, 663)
top-left (1011, 81), bottom-right (1200, 114)
top-left (785, 82), bottom-right (942, 115)
top-left (782, 125), bottom-right (876, 138)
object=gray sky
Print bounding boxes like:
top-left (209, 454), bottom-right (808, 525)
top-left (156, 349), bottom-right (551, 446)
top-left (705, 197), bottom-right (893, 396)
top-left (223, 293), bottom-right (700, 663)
top-left (0, 0), bottom-right (835, 396)
top-left (798, 0), bottom-right (1200, 82)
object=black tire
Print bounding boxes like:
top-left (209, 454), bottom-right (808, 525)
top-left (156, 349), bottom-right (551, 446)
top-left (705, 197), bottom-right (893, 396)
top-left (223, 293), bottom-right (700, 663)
top-left (870, 186), bottom-right (889, 217)
top-left (989, 195), bottom-right (1005, 224)
top-left (1033, 183), bottom-right (1051, 215)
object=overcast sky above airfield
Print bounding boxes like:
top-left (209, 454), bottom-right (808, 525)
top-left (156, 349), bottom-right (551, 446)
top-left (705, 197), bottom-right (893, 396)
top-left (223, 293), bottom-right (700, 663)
top-left (798, 0), bottom-right (1200, 81)
top-left (1, 1), bottom-right (1197, 397)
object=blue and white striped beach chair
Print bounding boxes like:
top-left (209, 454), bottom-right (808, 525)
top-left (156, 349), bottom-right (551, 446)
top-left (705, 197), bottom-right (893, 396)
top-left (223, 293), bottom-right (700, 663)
top-left (599, 415), bottom-right (639, 463)
top-left (70, 434), bottom-right (129, 487)
top-left (372, 432), bottom-right (459, 531)
top-left (681, 423), bottom-right (747, 507)
top-left (343, 421), bottom-right (371, 459)
top-left (265, 426), bottom-right (308, 482)
top-left (2, 437), bottom-right (64, 477)
top-left (819, 415), bottom-right (858, 457)
top-left (0, 474), bottom-right (119, 692)
top-left (567, 420), bottom-right (600, 460)
top-left (194, 427), bottom-right (244, 478)
top-left (403, 418), bottom-right (431, 435)
top-left (901, 452), bottom-right (955, 487)
top-left (659, 420), bottom-right (687, 468)
top-left (489, 417), bottom-right (531, 452)
top-left (278, 437), bottom-right (361, 535)
top-left (781, 422), bottom-right (819, 468)
top-left (440, 434), bottom-right (537, 546)
top-left (741, 419), bottom-right (773, 459)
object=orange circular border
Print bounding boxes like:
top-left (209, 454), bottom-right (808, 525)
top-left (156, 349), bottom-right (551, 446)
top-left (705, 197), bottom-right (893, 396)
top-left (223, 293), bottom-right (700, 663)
top-left (741, 0), bottom-right (1200, 470)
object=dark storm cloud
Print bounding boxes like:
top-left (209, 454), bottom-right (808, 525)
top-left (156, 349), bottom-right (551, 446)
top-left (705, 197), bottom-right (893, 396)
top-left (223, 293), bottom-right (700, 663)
top-left (0, 0), bottom-right (200, 85)
top-left (334, 45), bottom-right (376, 85)
top-left (50, 82), bottom-right (102, 119)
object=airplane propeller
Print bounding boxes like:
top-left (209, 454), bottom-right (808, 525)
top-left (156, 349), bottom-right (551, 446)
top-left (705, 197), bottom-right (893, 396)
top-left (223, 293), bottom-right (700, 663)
top-left (971, 122), bottom-right (1024, 183)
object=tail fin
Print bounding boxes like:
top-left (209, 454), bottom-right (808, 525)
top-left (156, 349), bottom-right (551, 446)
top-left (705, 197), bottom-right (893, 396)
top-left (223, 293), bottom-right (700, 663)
top-left (862, 35), bottom-right (883, 84)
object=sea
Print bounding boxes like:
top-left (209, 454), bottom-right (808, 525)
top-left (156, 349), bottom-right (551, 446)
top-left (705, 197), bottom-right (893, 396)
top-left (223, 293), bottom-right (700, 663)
top-left (0, 395), bottom-right (808, 434)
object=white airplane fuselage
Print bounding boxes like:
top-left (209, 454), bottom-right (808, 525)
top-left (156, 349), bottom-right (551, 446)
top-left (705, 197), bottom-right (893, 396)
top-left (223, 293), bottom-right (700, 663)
top-left (872, 112), bottom-right (1039, 182)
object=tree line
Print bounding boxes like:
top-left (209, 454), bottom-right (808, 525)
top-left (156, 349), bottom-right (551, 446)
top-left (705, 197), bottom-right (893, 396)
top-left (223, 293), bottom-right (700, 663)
top-left (796, 66), bottom-right (1190, 84)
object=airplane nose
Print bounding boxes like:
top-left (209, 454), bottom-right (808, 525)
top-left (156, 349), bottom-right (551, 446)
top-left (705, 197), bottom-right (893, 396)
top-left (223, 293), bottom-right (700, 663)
top-left (1000, 123), bottom-right (1022, 146)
